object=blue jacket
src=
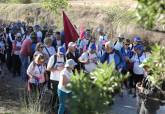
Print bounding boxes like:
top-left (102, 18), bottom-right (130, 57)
top-left (121, 47), bottom-right (134, 59)
top-left (100, 50), bottom-right (126, 71)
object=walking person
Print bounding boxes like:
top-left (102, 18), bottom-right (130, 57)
top-left (20, 28), bottom-right (32, 81)
top-left (57, 59), bottom-right (77, 114)
top-left (0, 32), bottom-right (6, 75)
top-left (130, 44), bottom-right (149, 97)
top-left (47, 46), bottom-right (66, 113)
top-left (27, 53), bottom-right (46, 97)
top-left (43, 37), bottom-right (56, 64)
top-left (66, 42), bottom-right (80, 72)
top-left (12, 33), bottom-right (22, 77)
top-left (79, 43), bottom-right (98, 73)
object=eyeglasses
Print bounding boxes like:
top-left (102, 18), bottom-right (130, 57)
top-left (125, 44), bottom-right (130, 46)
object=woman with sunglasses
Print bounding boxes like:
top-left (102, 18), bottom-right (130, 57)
top-left (27, 53), bottom-right (46, 96)
top-left (121, 39), bottom-right (134, 93)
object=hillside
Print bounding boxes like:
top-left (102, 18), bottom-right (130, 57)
top-left (0, 1), bottom-right (164, 45)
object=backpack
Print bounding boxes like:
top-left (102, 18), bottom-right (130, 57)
top-left (52, 54), bottom-right (66, 68)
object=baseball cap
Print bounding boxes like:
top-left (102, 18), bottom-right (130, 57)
top-left (64, 59), bottom-right (77, 68)
top-left (133, 36), bottom-right (141, 42)
top-left (58, 46), bottom-right (65, 55)
top-left (89, 43), bottom-right (96, 51)
top-left (134, 44), bottom-right (144, 51)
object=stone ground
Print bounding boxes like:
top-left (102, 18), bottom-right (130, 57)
top-left (110, 91), bottom-right (165, 114)
top-left (0, 66), bottom-right (165, 114)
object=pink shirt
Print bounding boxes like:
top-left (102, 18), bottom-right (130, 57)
top-left (20, 38), bottom-right (32, 56)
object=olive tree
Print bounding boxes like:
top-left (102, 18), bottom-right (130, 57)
top-left (42, 0), bottom-right (68, 14)
top-left (136, 0), bottom-right (165, 30)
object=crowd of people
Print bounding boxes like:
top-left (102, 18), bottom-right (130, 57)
top-left (0, 21), bottom-right (153, 114)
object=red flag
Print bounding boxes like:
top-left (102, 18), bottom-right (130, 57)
top-left (79, 23), bottom-right (85, 40)
top-left (63, 11), bottom-right (79, 46)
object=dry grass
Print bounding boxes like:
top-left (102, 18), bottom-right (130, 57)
top-left (0, 1), bottom-right (164, 45)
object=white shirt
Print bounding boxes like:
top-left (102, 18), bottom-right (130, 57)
top-left (79, 52), bottom-right (98, 72)
top-left (47, 54), bottom-right (65, 81)
top-left (131, 53), bottom-right (149, 75)
top-left (108, 53), bottom-right (115, 64)
top-left (79, 39), bottom-right (89, 49)
top-left (37, 31), bottom-right (42, 38)
top-left (43, 46), bottom-right (55, 57)
top-left (14, 41), bottom-right (22, 55)
top-left (58, 68), bottom-right (73, 93)
top-left (98, 35), bottom-right (108, 51)
top-left (114, 41), bottom-right (123, 51)
top-left (27, 62), bottom-right (45, 84)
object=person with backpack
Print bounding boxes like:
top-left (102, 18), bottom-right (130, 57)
top-left (100, 41), bottom-right (126, 72)
top-left (43, 37), bottom-right (55, 64)
top-left (66, 42), bottom-right (80, 72)
top-left (79, 29), bottom-right (91, 54)
top-left (130, 44), bottom-right (149, 97)
top-left (47, 46), bottom-right (66, 113)
top-left (57, 59), bottom-right (77, 114)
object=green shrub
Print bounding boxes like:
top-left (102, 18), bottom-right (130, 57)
top-left (136, 0), bottom-right (165, 30)
top-left (142, 44), bottom-right (165, 86)
top-left (69, 63), bottom-right (127, 114)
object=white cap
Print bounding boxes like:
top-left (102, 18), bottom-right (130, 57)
top-left (16, 33), bottom-right (21, 37)
top-left (65, 59), bottom-right (77, 68)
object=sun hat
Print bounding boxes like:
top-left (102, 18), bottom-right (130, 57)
top-left (68, 42), bottom-right (76, 48)
top-left (64, 59), bottom-right (77, 68)
top-left (58, 46), bottom-right (65, 55)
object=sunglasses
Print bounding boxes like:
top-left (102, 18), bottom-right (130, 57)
top-left (125, 44), bottom-right (130, 45)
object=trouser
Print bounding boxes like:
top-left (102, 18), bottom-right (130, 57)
top-left (12, 54), bottom-right (21, 76)
top-left (128, 69), bottom-right (134, 89)
top-left (50, 80), bottom-right (59, 112)
top-left (57, 89), bottom-right (71, 114)
top-left (6, 53), bottom-right (12, 71)
top-left (133, 74), bottom-right (144, 92)
top-left (20, 54), bottom-right (29, 81)
top-left (28, 83), bottom-right (45, 102)
top-left (139, 101), bottom-right (157, 114)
